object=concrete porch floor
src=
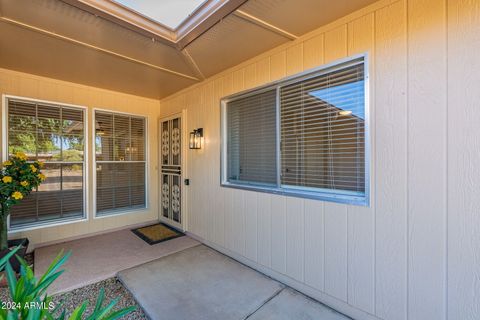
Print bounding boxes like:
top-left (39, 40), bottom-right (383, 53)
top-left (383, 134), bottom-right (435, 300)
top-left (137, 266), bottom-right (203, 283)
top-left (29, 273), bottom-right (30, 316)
top-left (118, 245), bottom-right (351, 320)
top-left (35, 229), bottom-right (350, 319)
top-left (34, 228), bottom-right (200, 294)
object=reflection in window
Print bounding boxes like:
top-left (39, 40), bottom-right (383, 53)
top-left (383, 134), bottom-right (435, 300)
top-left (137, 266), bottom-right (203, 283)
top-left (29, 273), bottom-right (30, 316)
top-left (281, 64), bottom-right (366, 195)
top-left (6, 98), bottom-right (85, 228)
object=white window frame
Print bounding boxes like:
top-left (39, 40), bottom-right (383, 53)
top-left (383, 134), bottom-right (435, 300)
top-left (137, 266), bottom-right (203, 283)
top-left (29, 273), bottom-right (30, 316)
top-left (92, 108), bottom-right (149, 218)
top-left (2, 94), bottom-right (89, 232)
top-left (220, 54), bottom-right (370, 206)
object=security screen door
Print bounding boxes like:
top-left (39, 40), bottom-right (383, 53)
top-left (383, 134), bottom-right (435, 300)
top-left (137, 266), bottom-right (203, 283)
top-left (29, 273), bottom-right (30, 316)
top-left (160, 115), bottom-right (183, 229)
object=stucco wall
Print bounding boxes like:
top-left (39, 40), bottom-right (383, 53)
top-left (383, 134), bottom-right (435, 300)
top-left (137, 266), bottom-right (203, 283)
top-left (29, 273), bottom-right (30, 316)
top-left (160, 0), bottom-right (480, 319)
top-left (0, 68), bottom-right (161, 249)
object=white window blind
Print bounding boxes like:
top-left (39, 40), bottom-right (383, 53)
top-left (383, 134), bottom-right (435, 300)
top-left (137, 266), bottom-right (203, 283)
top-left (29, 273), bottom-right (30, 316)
top-left (222, 56), bottom-right (368, 204)
top-left (280, 62), bottom-right (365, 195)
top-left (7, 98), bottom-right (86, 228)
top-left (226, 89), bottom-right (277, 186)
top-left (95, 111), bottom-right (146, 215)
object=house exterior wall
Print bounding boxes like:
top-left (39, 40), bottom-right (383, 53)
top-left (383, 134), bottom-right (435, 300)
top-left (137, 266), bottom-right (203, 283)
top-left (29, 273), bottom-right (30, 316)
top-left (160, 0), bottom-right (480, 319)
top-left (0, 68), bottom-right (161, 249)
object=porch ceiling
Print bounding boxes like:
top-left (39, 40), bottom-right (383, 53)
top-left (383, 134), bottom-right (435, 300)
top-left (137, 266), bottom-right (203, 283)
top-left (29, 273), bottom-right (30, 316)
top-left (0, 0), bottom-right (377, 99)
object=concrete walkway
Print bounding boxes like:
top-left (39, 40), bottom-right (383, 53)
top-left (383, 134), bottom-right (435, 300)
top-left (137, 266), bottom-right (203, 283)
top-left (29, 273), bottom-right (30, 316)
top-left (34, 229), bottom-right (200, 294)
top-left (118, 245), bottom-right (351, 320)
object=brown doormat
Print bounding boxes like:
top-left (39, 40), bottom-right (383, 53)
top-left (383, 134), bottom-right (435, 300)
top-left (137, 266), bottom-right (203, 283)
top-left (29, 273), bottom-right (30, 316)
top-left (132, 223), bottom-right (184, 245)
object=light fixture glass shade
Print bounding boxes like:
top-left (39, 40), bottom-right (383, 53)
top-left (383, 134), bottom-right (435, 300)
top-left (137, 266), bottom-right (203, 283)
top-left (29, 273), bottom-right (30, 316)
top-left (195, 128), bottom-right (203, 149)
top-left (189, 131), bottom-right (196, 149)
top-left (189, 128), bottom-right (203, 149)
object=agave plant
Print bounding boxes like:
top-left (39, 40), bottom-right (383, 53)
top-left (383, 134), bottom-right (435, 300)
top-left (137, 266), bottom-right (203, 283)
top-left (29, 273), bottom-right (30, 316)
top-left (0, 246), bottom-right (19, 269)
top-left (0, 249), bottom-right (135, 320)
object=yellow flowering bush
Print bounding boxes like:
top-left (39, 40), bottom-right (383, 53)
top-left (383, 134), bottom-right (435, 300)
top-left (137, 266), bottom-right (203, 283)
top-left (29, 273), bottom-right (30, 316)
top-left (14, 152), bottom-right (27, 161)
top-left (2, 176), bottom-right (12, 183)
top-left (11, 191), bottom-right (23, 200)
top-left (0, 152), bottom-right (44, 250)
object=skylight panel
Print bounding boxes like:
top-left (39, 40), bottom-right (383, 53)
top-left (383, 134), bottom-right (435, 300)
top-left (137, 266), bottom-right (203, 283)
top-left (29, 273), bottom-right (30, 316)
top-left (113, 0), bottom-right (206, 29)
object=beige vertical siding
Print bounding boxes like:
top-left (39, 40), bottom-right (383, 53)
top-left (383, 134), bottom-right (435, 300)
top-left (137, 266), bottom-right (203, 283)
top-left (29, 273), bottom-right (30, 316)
top-left (447, 1), bottom-right (480, 319)
top-left (160, 0), bottom-right (479, 319)
top-left (374, 1), bottom-right (408, 319)
top-left (0, 68), bottom-right (161, 249)
top-left (407, 0), bottom-right (447, 319)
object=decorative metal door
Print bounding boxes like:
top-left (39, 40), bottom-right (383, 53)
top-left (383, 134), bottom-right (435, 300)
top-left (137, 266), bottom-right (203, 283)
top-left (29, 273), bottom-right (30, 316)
top-left (160, 116), bottom-right (182, 228)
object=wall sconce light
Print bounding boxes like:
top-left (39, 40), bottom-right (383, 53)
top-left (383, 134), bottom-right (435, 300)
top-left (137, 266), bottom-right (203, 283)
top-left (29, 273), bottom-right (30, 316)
top-left (189, 128), bottom-right (203, 149)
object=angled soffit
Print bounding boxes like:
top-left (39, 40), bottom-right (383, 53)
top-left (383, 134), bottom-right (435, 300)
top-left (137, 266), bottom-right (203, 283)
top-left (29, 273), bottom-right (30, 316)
top-left (185, 14), bottom-right (290, 77)
top-left (0, 20), bottom-right (197, 99)
top-left (239, 0), bottom-right (378, 36)
top-left (0, 0), bottom-right (378, 99)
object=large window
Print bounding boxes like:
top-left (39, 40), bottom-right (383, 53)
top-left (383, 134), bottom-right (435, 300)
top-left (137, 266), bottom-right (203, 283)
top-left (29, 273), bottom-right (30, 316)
top-left (95, 111), bottom-right (146, 215)
top-left (5, 97), bottom-right (86, 228)
top-left (221, 56), bottom-right (368, 205)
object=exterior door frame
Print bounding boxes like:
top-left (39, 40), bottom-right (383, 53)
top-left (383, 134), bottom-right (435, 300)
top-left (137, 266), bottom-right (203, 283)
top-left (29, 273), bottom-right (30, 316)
top-left (158, 110), bottom-right (187, 231)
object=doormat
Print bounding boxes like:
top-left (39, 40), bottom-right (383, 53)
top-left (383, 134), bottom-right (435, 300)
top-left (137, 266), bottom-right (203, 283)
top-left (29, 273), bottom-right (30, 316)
top-left (132, 223), bottom-right (184, 245)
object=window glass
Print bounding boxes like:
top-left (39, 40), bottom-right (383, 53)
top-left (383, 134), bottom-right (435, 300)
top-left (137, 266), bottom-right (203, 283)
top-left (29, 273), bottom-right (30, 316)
top-left (7, 99), bottom-right (85, 228)
top-left (226, 89), bottom-right (277, 186)
top-left (95, 111), bottom-right (146, 215)
top-left (280, 63), bottom-right (365, 195)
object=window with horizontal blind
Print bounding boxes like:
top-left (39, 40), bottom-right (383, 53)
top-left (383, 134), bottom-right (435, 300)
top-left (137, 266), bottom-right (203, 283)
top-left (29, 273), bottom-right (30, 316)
top-left (95, 111), bottom-right (146, 215)
top-left (5, 97), bottom-right (86, 229)
top-left (221, 56), bottom-right (369, 205)
top-left (226, 89), bottom-right (277, 186)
